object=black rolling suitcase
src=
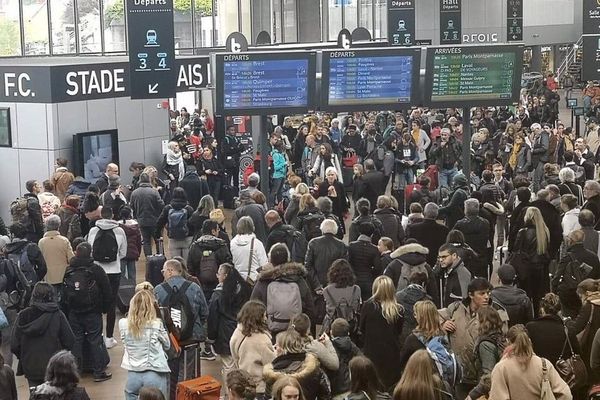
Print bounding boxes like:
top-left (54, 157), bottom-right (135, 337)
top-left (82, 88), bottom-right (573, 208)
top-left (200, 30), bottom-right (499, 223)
top-left (117, 275), bottom-right (136, 314)
top-left (146, 238), bottom-right (166, 287)
top-left (342, 167), bottom-right (354, 192)
top-left (221, 185), bottom-right (237, 209)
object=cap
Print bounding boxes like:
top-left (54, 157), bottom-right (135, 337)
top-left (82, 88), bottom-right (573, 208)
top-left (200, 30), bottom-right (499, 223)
top-left (209, 208), bottom-right (225, 224)
top-left (108, 175), bottom-right (121, 189)
top-left (498, 263), bottom-right (516, 283)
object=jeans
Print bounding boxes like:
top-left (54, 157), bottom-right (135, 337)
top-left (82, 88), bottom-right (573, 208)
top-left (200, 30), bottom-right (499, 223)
top-left (269, 177), bottom-right (284, 207)
top-left (393, 169), bottom-right (414, 190)
top-left (120, 259), bottom-right (136, 281)
top-left (495, 214), bottom-right (507, 247)
top-left (438, 167), bottom-right (458, 189)
top-left (125, 370), bottom-right (169, 400)
top-left (69, 312), bottom-right (107, 376)
top-left (106, 273), bottom-right (121, 339)
top-left (533, 161), bottom-right (545, 192)
top-left (220, 355), bottom-right (235, 395)
top-left (207, 176), bottom-right (221, 205)
top-left (140, 226), bottom-right (159, 258)
top-left (225, 167), bottom-right (239, 188)
top-left (168, 237), bottom-right (193, 259)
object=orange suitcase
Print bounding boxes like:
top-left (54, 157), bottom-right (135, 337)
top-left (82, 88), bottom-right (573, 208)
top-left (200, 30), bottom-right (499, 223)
top-left (176, 375), bottom-right (221, 400)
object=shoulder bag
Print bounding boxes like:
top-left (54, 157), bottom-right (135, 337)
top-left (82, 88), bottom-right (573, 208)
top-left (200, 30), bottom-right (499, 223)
top-left (576, 303), bottom-right (596, 346)
top-left (540, 358), bottom-right (557, 400)
top-left (555, 325), bottom-right (588, 390)
top-left (246, 238), bottom-right (255, 286)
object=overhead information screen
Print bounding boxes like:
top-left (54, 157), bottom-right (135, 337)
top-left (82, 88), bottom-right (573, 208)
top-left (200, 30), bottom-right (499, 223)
top-left (424, 45), bottom-right (523, 107)
top-left (322, 48), bottom-right (421, 111)
top-left (215, 52), bottom-right (316, 115)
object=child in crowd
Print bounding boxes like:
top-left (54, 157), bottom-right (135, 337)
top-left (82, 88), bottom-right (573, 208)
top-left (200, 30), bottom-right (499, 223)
top-left (378, 237), bottom-right (394, 270)
top-left (329, 318), bottom-right (362, 398)
top-left (118, 205), bottom-right (142, 281)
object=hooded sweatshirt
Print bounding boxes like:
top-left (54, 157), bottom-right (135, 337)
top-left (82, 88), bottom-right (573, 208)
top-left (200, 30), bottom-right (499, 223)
top-left (11, 302), bottom-right (74, 382)
top-left (87, 219), bottom-right (128, 274)
top-left (330, 336), bottom-right (362, 394)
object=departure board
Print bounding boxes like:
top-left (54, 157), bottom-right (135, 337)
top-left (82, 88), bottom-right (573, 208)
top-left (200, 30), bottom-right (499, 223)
top-left (424, 45), bottom-right (523, 107)
top-left (215, 52), bottom-right (316, 115)
top-left (321, 48), bottom-right (421, 111)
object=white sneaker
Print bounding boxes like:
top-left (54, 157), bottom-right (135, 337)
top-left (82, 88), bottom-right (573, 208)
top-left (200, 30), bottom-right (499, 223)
top-left (105, 337), bottom-right (118, 349)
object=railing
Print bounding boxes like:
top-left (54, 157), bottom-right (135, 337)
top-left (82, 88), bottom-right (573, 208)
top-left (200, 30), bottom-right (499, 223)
top-left (557, 36), bottom-right (583, 81)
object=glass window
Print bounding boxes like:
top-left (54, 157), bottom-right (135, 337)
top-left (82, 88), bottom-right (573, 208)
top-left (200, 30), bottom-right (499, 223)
top-left (0, 0), bottom-right (22, 56)
top-left (344, 0), bottom-right (358, 32)
top-left (174, 0), bottom-right (192, 50)
top-left (103, 0), bottom-right (125, 52)
top-left (50, 0), bottom-right (76, 54)
top-left (215, 0), bottom-right (238, 46)
top-left (194, 0), bottom-right (214, 47)
top-left (23, 0), bottom-right (49, 55)
top-left (358, 0), bottom-right (373, 34)
top-left (239, 0), bottom-right (251, 41)
top-left (374, 0), bottom-right (386, 39)
top-left (273, 0), bottom-right (282, 43)
top-left (77, 0), bottom-right (102, 53)
top-left (328, 0), bottom-right (342, 41)
top-left (283, 0), bottom-right (296, 42)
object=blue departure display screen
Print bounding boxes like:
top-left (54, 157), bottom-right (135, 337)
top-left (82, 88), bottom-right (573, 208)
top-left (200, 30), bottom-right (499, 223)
top-left (223, 59), bottom-right (309, 110)
top-left (328, 54), bottom-right (414, 106)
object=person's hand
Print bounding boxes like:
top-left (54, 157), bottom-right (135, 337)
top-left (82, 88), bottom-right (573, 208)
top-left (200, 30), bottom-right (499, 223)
top-left (212, 171), bottom-right (218, 175)
top-left (168, 174), bottom-right (175, 181)
top-left (316, 288), bottom-right (324, 296)
top-left (205, 169), bottom-right (212, 174)
top-left (575, 149), bottom-right (582, 158)
top-left (442, 320), bottom-right (456, 333)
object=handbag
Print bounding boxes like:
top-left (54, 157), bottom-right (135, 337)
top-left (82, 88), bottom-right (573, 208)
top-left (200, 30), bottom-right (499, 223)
top-left (555, 325), bottom-right (588, 390)
top-left (0, 306), bottom-right (8, 329)
top-left (577, 303), bottom-right (596, 345)
top-left (540, 358), bottom-right (557, 400)
top-left (343, 150), bottom-right (359, 168)
top-left (246, 238), bottom-right (255, 286)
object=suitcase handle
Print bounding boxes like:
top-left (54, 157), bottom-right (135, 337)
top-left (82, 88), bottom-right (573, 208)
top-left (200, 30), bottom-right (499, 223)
top-left (156, 238), bottom-right (164, 255)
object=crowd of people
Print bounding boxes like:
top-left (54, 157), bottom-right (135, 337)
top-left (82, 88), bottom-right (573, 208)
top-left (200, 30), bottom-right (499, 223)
top-left (0, 81), bottom-right (600, 400)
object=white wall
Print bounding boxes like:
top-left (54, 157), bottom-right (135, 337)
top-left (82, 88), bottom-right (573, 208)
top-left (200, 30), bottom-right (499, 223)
top-left (0, 97), bottom-right (169, 224)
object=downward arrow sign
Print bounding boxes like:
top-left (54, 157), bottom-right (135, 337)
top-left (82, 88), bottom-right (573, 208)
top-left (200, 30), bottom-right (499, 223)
top-left (148, 83), bottom-right (158, 94)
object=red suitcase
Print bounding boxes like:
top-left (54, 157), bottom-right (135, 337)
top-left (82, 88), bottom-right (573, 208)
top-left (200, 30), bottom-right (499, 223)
top-left (176, 375), bottom-right (221, 400)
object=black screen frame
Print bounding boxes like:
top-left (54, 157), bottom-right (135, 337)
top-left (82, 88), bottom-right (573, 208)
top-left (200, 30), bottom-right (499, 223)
top-left (72, 130), bottom-right (120, 180)
top-left (320, 47), bottom-right (422, 112)
top-left (215, 51), bottom-right (317, 116)
top-left (567, 98), bottom-right (578, 108)
top-left (424, 44), bottom-right (524, 108)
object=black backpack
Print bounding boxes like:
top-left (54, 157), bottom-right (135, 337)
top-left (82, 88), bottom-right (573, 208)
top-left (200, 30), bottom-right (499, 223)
top-left (556, 256), bottom-right (593, 293)
top-left (302, 212), bottom-right (325, 241)
top-left (168, 208), bottom-right (189, 240)
top-left (163, 281), bottom-right (195, 342)
top-left (197, 246), bottom-right (219, 286)
top-left (92, 228), bottom-right (118, 263)
top-left (63, 267), bottom-right (99, 313)
top-left (4, 246), bottom-right (37, 309)
top-left (283, 227), bottom-right (308, 263)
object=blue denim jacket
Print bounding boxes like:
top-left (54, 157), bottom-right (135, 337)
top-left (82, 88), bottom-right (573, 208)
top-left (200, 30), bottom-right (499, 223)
top-left (119, 318), bottom-right (170, 373)
top-left (154, 276), bottom-right (209, 340)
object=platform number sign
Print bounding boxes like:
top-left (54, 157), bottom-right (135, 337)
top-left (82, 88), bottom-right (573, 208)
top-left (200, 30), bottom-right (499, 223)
top-left (507, 0), bottom-right (523, 42)
top-left (440, 0), bottom-right (461, 45)
top-left (126, 0), bottom-right (176, 99)
top-left (388, 0), bottom-right (415, 46)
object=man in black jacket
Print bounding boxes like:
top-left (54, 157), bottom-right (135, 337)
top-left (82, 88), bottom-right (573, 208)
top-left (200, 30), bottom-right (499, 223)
top-left (491, 264), bottom-right (533, 326)
top-left (64, 242), bottom-right (112, 382)
top-left (304, 219), bottom-right (348, 292)
top-left (583, 180), bottom-right (600, 230)
top-left (179, 165), bottom-right (209, 210)
top-left (18, 180), bottom-right (44, 243)
top-left (188, 219), bottom-right (232, 301)
top-left (222, 125), bottom-right (245, 188)
top-left (130, 173), bottom-right (165, 257)
top-left (231, 191), bottom-right (268, 244)
top-left (454, 199), bottom-right (490, 278)
top-left (348, 223), bottom-right (382, 300)
top-left (265, 210), bottom-right (297, 253)
top-left (433, 243), bottom-right (472, 308)
top-left (361, 160), bottom-right (384, 211)
top-left (406, 203), bottom-right (449, 268)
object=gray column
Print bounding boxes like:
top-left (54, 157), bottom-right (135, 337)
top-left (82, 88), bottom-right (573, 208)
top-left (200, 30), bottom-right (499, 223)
top-left (531, 45), bottom-right (542, 73)
top-left (298, 0), bottom-right (322, 42)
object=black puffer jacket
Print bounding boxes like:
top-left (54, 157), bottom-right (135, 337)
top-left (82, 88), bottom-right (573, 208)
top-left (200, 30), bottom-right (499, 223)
top-left (263, 353), bottom-right (331, 400)
top-left (438, 175), bottom-right (469, 229)
top-left (348, 236), bottom-right (382, 299)
top-left (396, 284), bottom-right (431, 343)
top-left (384, 243), bottom-right (438, 306)
top-left (305, 234), bottom-right (348, 289)
top-left (348, 215), bottom-right (384, 245)
top-left (207, 284), bottom-right (238, 355)
top-left (330, 336), bottom-right (362, 395)
top-left (251, 262), bottom-right (315, 323)
top-left (188, 235), bottom-right (232, 287)
top-left (11, 302), bottom-right (75, 382)
top-left (454, 215), bottom-right (490, 278)
top-left (64, 255), bottom-right (113, 314)
top-left (373, 207), bottom-right (405, 247)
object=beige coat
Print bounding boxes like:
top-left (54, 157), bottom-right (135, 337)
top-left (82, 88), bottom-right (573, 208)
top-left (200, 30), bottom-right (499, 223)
top-left (52, 168), bottom-right (75, 201)
top-left (229, 324), bottom-right (275, 393)
top-left (489, 354), bottom-right (572, 400)
top-left (38, 231), bottom-right (74, 284)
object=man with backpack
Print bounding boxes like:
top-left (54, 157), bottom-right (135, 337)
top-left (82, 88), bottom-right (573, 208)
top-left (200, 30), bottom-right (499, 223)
top-left (439, 278), bottom-right (509, 399)
top-left (87, 206), bottom-right (127, 349)
top-left (11, 180), bottom-right (44, 243)
top-left (154, 259), bottom-right (208, 378)
top-left (187, 219), bottom-right (232, 302)
top-left (4, 222), bottom-right (47, 298)
top-left (63, 242), bottom-right (112, 382)
top-left (251, 243), bottom-right (315, 335)
top-left (264, 210), bottom-right (306, 259)
top-left (231, 191), bottom-right (268, 245)
top-left (491, 264), bottom-right (534, 326)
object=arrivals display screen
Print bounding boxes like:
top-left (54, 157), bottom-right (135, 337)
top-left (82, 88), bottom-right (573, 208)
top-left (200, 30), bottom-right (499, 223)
top-left (321, 48), bottom-right (421, 111)
top-left (215, 52), bottom-right (316, 115)
top-left (424, 44), bottom-right (523, 107)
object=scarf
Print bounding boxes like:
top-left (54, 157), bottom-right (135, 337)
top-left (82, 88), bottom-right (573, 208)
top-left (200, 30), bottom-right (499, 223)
top-left (412, 128), bottom-right (420, 144)
top-left (508, 141), bottom-right (522, 169)
top-left (166, 149), bottom-right (185, 180)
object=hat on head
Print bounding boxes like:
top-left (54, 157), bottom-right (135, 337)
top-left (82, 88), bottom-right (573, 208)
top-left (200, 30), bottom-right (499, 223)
top-left (452, 173), bottom-right (468, 187)
top-left (498, 263), bottom-right (516, 283)
top-left (109, 175), bottom-right (121, 189)
top-left (209, 208), bottom-right (225, 224)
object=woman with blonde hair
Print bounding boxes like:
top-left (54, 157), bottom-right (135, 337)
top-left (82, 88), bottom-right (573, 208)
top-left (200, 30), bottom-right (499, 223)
top-left (513, 206), bottom-right (550, 315)
top-left (294, 194), bottom-right (323, 240)
top-left (398, 300), bottom-right (445, 372)
top-left (489, 325), bottom-right (572, 400)
top-left (359, 275), bottom-right (404, 390)
top-left (393, 350), bottom-right (453, 400)
top-left (119, 290), bottom-right (170, 400)
top-left (285, 182), bottom-right (310, 226)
